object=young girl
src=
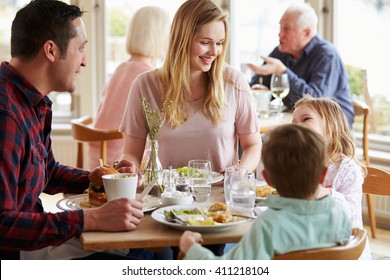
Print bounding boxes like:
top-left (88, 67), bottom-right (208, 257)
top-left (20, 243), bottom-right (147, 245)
top-left (292, 95), bottom-right (371, 260)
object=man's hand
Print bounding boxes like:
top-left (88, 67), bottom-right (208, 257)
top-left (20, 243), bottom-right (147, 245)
top-left (83, 198), bottom-right (144, 232)
top-left (247, 56), bottom-right (287, 76)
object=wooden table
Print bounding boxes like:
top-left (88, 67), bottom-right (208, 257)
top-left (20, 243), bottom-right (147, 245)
top-left (259, 112), bottom-right (292, 134)
top-left (80, 186), bottom-right (254, 251)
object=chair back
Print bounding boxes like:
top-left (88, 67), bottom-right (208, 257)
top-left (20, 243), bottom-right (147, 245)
top-left (71, 115), bottom-right (124, 168)
top-left (363, 167), bottom-right (390, 197)
top-left (272, 228), bottom-right (366, 260)
top-left (362, 167), bottom-right (390, 238)
top-left (352, 99), bottom-right (370, 165)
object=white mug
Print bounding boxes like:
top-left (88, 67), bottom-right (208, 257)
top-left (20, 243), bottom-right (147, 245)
top-left (102, 173), bottom-right (138, 201)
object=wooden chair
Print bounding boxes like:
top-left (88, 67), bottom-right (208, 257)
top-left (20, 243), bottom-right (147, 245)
top-left (352, 99), bottom-right (370, 165)
top-left (70, 115), bottom-right (124, 168)
top-left (273, 228), bottom-right (366, 260)
top-left (362, 167), bottom-right (390, 239)
top-left (352, 99), bottom-right (377, 238)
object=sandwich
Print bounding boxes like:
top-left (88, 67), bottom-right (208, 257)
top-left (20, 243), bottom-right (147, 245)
top-left (87, 164), bottom-right (119, 206)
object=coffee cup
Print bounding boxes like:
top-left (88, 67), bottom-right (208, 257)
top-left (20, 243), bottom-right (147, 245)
top-left (102, 173), bottom-right (138, 201)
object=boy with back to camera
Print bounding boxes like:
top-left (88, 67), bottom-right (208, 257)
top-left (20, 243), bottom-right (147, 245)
top-left (179, 124), bottom-right (352, 259)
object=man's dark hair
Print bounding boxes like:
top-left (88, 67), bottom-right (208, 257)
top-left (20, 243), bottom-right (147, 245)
top-left (11, 0), bottom-right (85, 61)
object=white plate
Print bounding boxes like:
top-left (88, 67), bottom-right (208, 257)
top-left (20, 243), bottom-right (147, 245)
top-left (56, 194), bottom-right (160, 212)
top-left (211, 171), bottom-right (224, 184)
top-left (151, 203), bottom-right (253, 232)
top-left (167, 169), bottom-right (223, 184)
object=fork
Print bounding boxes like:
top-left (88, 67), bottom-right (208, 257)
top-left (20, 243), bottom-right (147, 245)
top-left (170, 210), bottom-right (189, 225)
top-left (161, 212), bottom-right (188, 225)
top-left (194, 207), bottom-right (208, 219)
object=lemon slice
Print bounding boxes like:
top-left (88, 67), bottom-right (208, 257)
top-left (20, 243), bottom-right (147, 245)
top-left (188, 217), bottom-right (214, 226)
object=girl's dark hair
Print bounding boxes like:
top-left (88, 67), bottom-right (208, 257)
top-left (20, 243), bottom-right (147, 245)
top-left (11, 0), bottom-right (84, 61)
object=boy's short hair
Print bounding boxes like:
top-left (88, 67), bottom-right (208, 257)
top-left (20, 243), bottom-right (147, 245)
top-left (261, 124), bottom-right (327, 199)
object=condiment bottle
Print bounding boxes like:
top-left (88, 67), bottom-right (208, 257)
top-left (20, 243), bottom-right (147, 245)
top-left (175, 172), bottom-right (189, 193)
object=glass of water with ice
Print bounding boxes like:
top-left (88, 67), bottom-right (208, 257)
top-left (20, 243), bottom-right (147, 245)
top-left (188, 159), bottom-right (213, 202)
top-left (230, 171), bottom-right (256, 209)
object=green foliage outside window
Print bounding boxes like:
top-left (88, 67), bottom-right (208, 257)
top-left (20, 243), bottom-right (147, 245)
top-left (109, 9), bottom-right (128, 37)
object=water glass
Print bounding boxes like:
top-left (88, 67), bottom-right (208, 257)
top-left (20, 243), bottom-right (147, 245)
top-left (188, 159), bottom-right (212, 202)
top-left (224, 167), bottom-right (248, 205)
top-left (252, 88), bottom-right (271, 119)
top-left (229, 168), bottom-right (256, 209)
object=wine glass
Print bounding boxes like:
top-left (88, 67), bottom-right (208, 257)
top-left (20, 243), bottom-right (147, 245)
top-left (270, 73), bottom-right (290, 118)
top-left (188, 159), bottom-right (213, 202)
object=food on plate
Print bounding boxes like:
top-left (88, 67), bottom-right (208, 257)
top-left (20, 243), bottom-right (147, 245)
top-left (188, 217), bottom-right (214, 226)
top-left (165, 202), bottom-right (246, 226)
top-left (256, 185), bottom-right (277, 198)
top-left (176, 166), bottom-right (189, 176)
top-left (87, 164), bottom-right (119, 206)
top-left (210, 213), bottom-right (233, 223)
top-left (176, 166), bottom-right (199, 177)
top-left (208, 202), bottom-right (229, 212)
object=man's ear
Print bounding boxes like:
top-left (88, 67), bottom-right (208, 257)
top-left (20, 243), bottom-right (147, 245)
top-left (304, 27), bottom-right (311, 37)
top-left (43, 40), bottom-right (57, 62)
top-left (319, 167), bottom-right (328, 184)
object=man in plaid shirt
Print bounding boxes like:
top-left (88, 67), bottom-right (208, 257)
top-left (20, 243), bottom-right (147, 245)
top-left (0, 0), bottom-right (144, 260)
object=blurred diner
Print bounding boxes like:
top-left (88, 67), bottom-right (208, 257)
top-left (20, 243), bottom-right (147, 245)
top-left (247, 3), bottom-right (354, 127)
top-left (88, 6), bottom-right (170, 170)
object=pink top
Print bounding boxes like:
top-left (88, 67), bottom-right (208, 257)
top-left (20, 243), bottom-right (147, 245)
top-left (119, 66), bottom-right (259, 172)
top-left (88, 61), bottom-right (153, 169)
top-left (325, 157), bottom-right (371, 259)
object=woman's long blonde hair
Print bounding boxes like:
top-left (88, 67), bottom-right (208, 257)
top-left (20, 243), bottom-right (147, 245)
top-left (160, 0), bottom-right (229, 128)
top-left (294, 95), bottom-right (366, 175)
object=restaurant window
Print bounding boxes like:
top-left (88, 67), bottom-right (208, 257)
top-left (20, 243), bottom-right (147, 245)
top-left (334, 0), bottom-right (390, 138)
top-left (104, 0), bottom-right (185, 81)
top-left (229, 0), bottom-right (305, 81)
top-left (0, 0), bottom-right (75, 123)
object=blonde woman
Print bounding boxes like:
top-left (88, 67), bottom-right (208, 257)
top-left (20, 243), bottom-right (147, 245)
top-left (119, 0), bottom-right (261, 174)
top-left (292, 95), bottom-right (371, 259)
top-left (88, 6), bottom-right (170, 169)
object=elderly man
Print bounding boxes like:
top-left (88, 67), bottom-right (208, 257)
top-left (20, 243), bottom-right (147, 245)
top-left (248, 3), bottom-right (354, 126)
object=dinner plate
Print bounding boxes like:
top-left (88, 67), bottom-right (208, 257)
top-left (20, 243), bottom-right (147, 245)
top-left (151, 203), bottom-right (253, 232)
top-left (211, 171), bottom-right (224, 184)
top-left (166, 169), bottom-right (223, 184)
top-left (56, 194), bottom-right (160, 212)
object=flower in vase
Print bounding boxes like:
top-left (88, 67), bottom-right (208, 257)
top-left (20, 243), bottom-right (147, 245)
top-left (141, 97), bottom-right (170, 192)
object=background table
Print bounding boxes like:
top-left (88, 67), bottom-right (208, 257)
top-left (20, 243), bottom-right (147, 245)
top-left (259, 112), bottom-right (292, 134)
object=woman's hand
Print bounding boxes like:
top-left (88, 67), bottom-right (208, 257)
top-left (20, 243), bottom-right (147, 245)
top-left (114, 159), bottom-right (137, 174)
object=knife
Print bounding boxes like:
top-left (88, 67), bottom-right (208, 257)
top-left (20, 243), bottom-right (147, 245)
top-left (139, 177), bottom-right (158, 200)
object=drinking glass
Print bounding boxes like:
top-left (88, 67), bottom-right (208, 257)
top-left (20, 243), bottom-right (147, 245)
top-left (270, 73), bottom-right (290, 118)
top-left (229, 169), bottom-right (256, 209)
top-left (188, 159), bottom-right (213, 202)
top-left (224, 166), bottom-right (247, 205)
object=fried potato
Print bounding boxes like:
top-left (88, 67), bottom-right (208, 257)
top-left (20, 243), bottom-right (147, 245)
top-left (208, 202), bottom-right (229, 212)
top-left (256, 185), bottom-right (276, 197)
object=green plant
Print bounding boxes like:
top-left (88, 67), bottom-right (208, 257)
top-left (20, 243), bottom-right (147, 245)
top-left (346, 65), bottom-right (364, 97)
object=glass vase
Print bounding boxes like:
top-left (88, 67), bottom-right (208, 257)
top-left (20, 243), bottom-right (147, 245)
top-left (143, 139), bottom-right (163, 198)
